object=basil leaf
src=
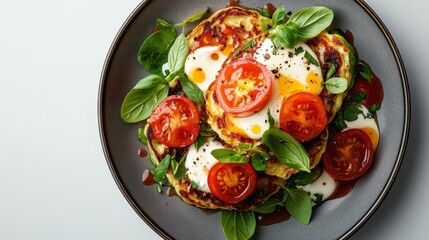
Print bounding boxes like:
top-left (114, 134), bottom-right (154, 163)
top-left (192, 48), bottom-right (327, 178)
top-left (359, 62), bottom-right (373, 81)
top-left (174, 163), bottom-right (187, 180)
top-left (153, 155), bottom-right (171, 183)
top-left (183, 7), bottom-right (209, 24)
top-left (220, 210), bottom-right (256, 240)
top-left (284, 188), bottom-right (312, 224)
top-left (369, 104), bottom-right (381, 113)
top-left (168, 33), bottom-right (189, 76)
top-left (294, 46), bottom-right (304, 56)
top-left (324, 77), bottom-right (347, 94)
top-left (272, 5), bottom-right (286, 27)
top-left (269, 6), bottom-right (333, 48)
top-left (251, 153), bottom-right (266, 171)
top-left (178, 73), bottom-right (205, 104)
top-left (267, 109), bottom-right (275, 128)
top-left (120, 74), bottom-right (169, 123)
top-left (137, 126), bottom-right (147, 144)
top-left (304, 50), bottom-right (319, 67)
top-left (254, 198), bottom-right (281, 214)
top-left (262, 128), bottom-right (310, 172)
top-left (325, 62), bottom-right (336, 80)
top-left (348, 92), bottom-right (366, 103)
top-left (211, 149), bottom-right (248, 163)
top-left (343, 104), bottom-right (363, 122)
top-left (194, 135), bottom-right (206, 151)
top-left (287, 6), bottom-right (334, 40)
top-left (332, 111), bottom-right (347, 131)
top-left (290, 165), bottom-right (323, 186)
top-left (138, 30), bottom-right (176, 75)
top-left (269, 24), bottom-right (298, 49)
top-left (156, 18), bottom-right (173, 31)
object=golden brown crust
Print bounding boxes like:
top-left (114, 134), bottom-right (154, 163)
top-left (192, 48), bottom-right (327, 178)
top-left (307, 31), bottom-right (355, 122)
top-left (167, 172), bottom-right (284, 211)
top-left (187, 7), bottom-right (271, 52)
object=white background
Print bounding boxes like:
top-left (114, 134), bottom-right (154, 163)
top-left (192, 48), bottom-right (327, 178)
top-left (0, 0), bottom-right (425, 239)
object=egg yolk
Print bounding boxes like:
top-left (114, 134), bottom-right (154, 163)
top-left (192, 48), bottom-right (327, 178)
top-left (250, 124), bottom-right (262, 134)
top-left (189, 67), bottom-right (206, 84)
top-left (278, 75), bottom-right (306, 97)
top-left (361, 127), bottom-right (379, 150)
top-left (306, 70), bottom-right (323, 94)
top-left (220, 44), bottom-right (233, 56)
top-left (226, 115), bottom-right (249, 138)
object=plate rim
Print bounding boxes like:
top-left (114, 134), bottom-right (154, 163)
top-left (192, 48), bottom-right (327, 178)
top-left (97, 0), bottom-right (411, 239)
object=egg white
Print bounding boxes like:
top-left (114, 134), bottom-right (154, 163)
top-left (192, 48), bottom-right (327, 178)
top-left (343, 104), bottom-right (380, 150)
top-left (185, 137), bottom-right (222, 193)
top-left (184, 46), bottom-right (229, 92)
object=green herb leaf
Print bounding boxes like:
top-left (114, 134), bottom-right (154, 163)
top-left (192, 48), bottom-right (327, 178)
top-left (272, 5), bottom-right (286, 27)
top-left (120, 74), bottom-right (169, 123)
top-left (343, 104), bottom-right (363, 122)
top-left (332, 111), bottom-right (347, 131)
top-left (369, 104), bottom-right (381, 113)
top-left (137, 126), bottom-right (147, 144)
top-left (290, 165), bottom-right (323, 186)
top-left (284, 188), bottom-right (312, 224)
top-left (267, 109), bottom-right (275, 128)
top-left (194, 135), bottom-right (206, 151)
top-left (324, 77), bottom-right (347, 94)
top-left (251, 153), bottom-right (267, 171)
top-left (220, 210), bottom-right (256, 240)
top-left (138, 30), bottom-right (176, 75)
top-left (178, 73), bottom-right (205, 104)
top-left (168, 33), bottom-right (189, 76)
top-left (199, 121), bottom-right (216, 137)
top-left (211, 149), bottom-right (248, 163)
top-left (254, 198), bottom-right (281, 214)
top-left (183, 7), bottom-right (209, 25)
top-left (262, 128), bottom-right (310, 172)
top-left (156, 18), bottom-right (173, 31)
top-left (304, 50), bottom-right (319, 67)
top-left (269, 6), bottom-right (334, 48)
top-left (255, 7), bottom-right (272, 18)
top-left (325, 62), bottom-right (336, 80)
top-left (348, 92), bottom-right (367, 103)
top-left (153, 154), bottom-right (171, 184)
top-left (294, 46), bottom-right (304, 56)
top-left (359, 62), bottom-right (373, 81)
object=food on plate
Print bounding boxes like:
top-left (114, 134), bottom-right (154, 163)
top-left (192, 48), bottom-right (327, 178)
top-left (120, 3), bottom-right (384, 240)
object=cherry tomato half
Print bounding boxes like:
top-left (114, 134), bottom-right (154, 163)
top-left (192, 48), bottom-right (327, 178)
top-left (322, 129), bottom-right (374, 181)
top-left (149, 95), bottom-right (200, 148)
top-left (348, 63), bottom-right (384, 108)
top-left (215, 58), bottom-right (272, 117)
top-left (280, 91), bottom-right (327, 142)
top-left (208, 162), bottom-right (257, 203)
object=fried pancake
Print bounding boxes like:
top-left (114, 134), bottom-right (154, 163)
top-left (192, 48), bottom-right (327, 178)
top-left (306, 31), bottom-right (356, 122)
top-left (187, 6), bottom-right (271, 52)
top-left (145, 124), bottom-right (285, 211)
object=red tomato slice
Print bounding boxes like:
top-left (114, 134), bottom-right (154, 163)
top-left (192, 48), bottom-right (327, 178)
top-left (208, 162), bottom-right (257, 203)
top-left (322, 129), bottom-right (374, 181)
top-left (215, 58), bottom-right (272, 117)
top-left (279, 91), bottom-right (327, 142)
top-left (149, 95), bottom-right (200, 148)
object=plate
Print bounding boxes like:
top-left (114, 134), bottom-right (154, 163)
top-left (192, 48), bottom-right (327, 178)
top-left (98, 0), bottom-right (410, 239)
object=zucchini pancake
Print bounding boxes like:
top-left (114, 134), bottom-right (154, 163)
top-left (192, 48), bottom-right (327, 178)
top-left (120, 3), bottom-right (383, 237)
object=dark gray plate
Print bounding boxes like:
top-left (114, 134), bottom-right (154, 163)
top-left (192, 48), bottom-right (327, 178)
top-left (98, 0), bottom-right (410, 239)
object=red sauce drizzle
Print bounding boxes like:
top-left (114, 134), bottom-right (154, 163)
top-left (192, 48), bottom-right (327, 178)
top-left (329, 180), bottom-right (357, 200)
top-left (167, 187), bottom-right (176, 197)
top-left (256, 208), bottom-right (291, 226)
top-left (228, 0), bottom-right (240, 7)
top-left (142, 169), bottom-right (156, 185)
top-left (138, 148), bottom-right (148, 158)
